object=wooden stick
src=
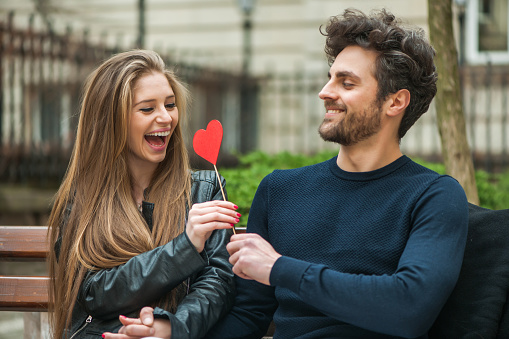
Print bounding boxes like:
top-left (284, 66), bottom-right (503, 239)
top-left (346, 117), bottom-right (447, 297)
top-left (214, 164), bottom-right (236, 234)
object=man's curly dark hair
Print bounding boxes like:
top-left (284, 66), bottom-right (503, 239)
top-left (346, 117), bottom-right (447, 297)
top-left (321, 8), bottom-right (438, 139)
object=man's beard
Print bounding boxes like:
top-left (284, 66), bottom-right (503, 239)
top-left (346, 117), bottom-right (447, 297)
top-left (318, 101), bottom-right (383, 146)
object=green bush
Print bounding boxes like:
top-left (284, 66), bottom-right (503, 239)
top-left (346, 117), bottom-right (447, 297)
top-left (414, 158), bottom-right (509, 210)
top-left (221, 151), bottom-right (509, 227)
top-left (221, 150), bottom-right (338, 226)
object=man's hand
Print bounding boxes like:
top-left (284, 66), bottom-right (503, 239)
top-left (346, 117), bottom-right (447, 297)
top-left (102, 307), bottom-right (171, 339)
top-left (227, 233), bottom-right (282, 285)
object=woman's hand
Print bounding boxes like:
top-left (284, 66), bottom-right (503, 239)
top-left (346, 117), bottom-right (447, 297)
top-left (186, 200), bottom-right (240, 252)
top-left (102, 307), bottom-right (171, 339)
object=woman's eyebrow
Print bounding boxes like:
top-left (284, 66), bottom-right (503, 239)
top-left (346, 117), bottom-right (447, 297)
top-left (133, 98), bottom-right (156, 107)
top-left (133, 95), bottom-right (175, 107)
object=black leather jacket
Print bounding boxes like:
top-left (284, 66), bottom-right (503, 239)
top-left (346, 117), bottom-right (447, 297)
top-left (65, 171), bottom-right (235, 339)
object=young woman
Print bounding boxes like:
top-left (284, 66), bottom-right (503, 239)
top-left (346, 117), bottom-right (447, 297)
top-left (47, 50), bottom-right (239, 339)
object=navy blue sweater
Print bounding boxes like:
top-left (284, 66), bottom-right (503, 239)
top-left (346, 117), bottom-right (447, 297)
top-left (206, 156), bottom-right (468, 339)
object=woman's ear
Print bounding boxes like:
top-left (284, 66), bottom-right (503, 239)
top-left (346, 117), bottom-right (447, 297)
top-left (387, 89), bottom-right (410, 117)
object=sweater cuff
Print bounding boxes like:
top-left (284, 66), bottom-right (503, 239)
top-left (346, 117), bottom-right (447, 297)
top-left (270, 256), bottom-right (311, 292)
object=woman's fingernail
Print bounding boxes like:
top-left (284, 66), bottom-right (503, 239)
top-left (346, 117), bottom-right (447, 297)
top-left (234, 218), bottom-right (239, 223)
top-left (236, 213), bottom-right (242, 217)
top-left (233, 205), bottom-right (238, 209)
top-left (102, 335), bottom-right (106, 339)
top-left (119, 315), bottom-right (126, 319)
top-left (143, 317), bottom-right (151, 325)
top-left (230, 223), bottom-right (234, 227)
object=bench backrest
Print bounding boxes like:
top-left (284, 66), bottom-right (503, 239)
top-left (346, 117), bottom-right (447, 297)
top-left (0, 226), bottom-right (247, 312)
top-left (429, 203), bottom-right (509, 338)
top-left (0, 226), bottom-right (49, 312)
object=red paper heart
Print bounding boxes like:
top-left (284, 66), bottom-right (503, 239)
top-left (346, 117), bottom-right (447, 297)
top-left (193, 120), bottom-right (223, 165)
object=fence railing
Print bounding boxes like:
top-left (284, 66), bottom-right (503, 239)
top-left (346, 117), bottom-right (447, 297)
top-left (0, 11), bottom-right (256, 185)
top-left (2, 11), bottom-right (509, 188)
top-left (460, 64), bottom-right (509, 172)
top-left (256, 64), bottom-right (509, 173)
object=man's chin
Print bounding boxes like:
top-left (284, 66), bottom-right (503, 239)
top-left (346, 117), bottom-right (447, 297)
top-left (318, 128), bottom-right (339, 144)
top-left (318, 125), bottom-right (353, 146)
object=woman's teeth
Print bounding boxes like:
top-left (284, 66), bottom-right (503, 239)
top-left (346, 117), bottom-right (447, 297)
top-left (145, 131), bottom-right (171, 137)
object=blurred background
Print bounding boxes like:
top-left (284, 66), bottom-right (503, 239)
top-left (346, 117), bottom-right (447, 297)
top-left (0, 0), bottom-right (508, 337)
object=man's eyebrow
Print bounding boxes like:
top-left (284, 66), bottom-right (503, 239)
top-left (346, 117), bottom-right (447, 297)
top-left (334, 70), bottom-right (361, 81)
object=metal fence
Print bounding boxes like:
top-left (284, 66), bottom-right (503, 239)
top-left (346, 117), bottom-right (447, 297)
top-left (2, 11), bottom-right (509, 188)
top-left (460, 65), bottom-right (509, 172)
top-left (0, 11), bottom-right (257, 185)
top-left (256, 65), bottom-right (509, 173)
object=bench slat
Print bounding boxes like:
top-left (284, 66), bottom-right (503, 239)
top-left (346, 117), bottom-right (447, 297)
top-left (0, 276), bottom-right (49, 311)
top-left (0, 226), bottom-right (49, 261)
top-left (0, 226), bottom-right (246, 313)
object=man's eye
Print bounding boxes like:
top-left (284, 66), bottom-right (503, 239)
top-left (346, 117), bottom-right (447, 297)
top-left (343, 82), bottom-right (354, 88)
top-left (166, 103), bottom-right (176, 109)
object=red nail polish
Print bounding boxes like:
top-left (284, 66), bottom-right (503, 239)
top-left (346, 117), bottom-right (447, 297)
top-left (234, 218), bottom-right (239, 223)
top-left (237, 213), bottom-right (242, 217)
top-left (119, 315), bottom-right (126, 319)
top-left (233, 205), bottom-right (238, 209)
top-left (102, 335), bottom-right (105, 339)
top-left (230, 223), bottom-right (234, 227)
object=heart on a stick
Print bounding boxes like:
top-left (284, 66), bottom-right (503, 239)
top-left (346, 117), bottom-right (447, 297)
top-left (193, 120), bottom-right (223, 165)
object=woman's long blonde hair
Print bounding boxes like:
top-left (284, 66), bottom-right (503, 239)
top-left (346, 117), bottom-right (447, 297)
top-left (47, 50), bottom-right (191, 338)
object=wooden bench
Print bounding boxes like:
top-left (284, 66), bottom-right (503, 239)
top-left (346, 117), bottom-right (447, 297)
top-left (0, 226), bottom-right (252, 313)
top-left (0, 225), bottom-right (50, 338)
top-left (0, 226), bottom-right (262, 338)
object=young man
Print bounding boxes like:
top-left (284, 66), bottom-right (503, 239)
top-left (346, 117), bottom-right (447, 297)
top-left (207, 8), bottom-right (468, 339)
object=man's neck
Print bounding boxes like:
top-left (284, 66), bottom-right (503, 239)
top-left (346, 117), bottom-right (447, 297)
top-left (336, 138), bottom-right (403, 173)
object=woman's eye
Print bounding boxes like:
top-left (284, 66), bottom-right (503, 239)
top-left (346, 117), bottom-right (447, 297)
top-left (140, 107), bottom-right (154, 113)
top-left (165, 103), bottom-right (176, 109)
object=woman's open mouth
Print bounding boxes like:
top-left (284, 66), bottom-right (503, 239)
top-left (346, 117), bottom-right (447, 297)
top-left (144, 130), bottom-right (171, 148)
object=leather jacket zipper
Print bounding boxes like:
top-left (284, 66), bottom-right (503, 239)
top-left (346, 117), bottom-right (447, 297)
top-left (69, 315), bottom-right (92, 339)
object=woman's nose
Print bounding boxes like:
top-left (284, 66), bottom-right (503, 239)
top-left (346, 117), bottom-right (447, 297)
top-left (156, 106), bottom-right (172, 124)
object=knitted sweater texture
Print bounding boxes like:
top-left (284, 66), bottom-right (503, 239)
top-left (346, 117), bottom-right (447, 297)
top-left (206, 156), bottom-right (468, 339)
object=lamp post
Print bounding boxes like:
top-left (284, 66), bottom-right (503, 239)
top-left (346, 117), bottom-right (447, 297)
top-left (237, 0), bottom-right (256, 75)
top-left (137, 0), bottom-right (145, 49)
top-left (236, 0), bottom-right (257, 153)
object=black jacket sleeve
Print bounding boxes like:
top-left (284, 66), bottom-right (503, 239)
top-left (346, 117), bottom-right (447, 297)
top-left (74, 170), bottom-right (234, 338)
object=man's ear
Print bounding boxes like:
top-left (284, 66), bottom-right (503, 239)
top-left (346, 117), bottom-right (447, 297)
top-left (387, 89), bottom-right (410, 117)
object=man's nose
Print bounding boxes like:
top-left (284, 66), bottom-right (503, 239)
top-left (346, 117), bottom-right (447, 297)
top-left (319, 81), bottom-right (338, 101)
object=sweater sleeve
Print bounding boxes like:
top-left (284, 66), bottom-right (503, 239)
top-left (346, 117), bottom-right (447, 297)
top-left (206, 174), bottom-right (278, 339)
top-left (269, 175), bottom-right (468, 338)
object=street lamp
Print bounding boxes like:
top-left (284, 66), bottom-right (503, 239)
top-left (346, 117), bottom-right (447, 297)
top-left (237, 0), bottom-right (256, 75)
top-left (137, 0), bottom-right (145, 49)
top-left (236, 0), bottom-right (257, 153)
